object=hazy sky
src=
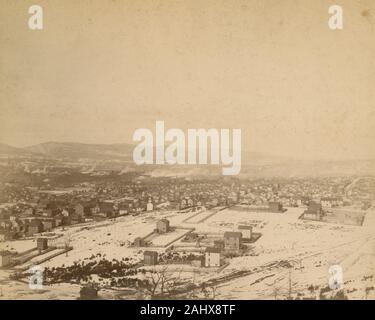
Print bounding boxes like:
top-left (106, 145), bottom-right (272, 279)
top-left (0, 0), bottom-right (374, 160)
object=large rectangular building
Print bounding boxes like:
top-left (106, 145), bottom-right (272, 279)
top-left (224, 231), bottom-right (242, 251)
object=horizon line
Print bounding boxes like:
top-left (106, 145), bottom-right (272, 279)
top-left (0, 140), bottom-right (374, 163)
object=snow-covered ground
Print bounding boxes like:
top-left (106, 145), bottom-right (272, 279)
top-left (207, 207), bottom-right (375, 299)
top-left (1, 207), bottom-right (374, 299)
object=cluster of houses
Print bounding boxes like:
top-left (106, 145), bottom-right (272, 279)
top-left (0, 203), bottom-right (85, 240)
top-left (0, 195), bottom-right (166, 241)
top-left (236, 178), bottom-right (349, 209)
top-left (268, 197), bottom-right (344, 209)
top-left (0, 188), bottom-right (235, 242)
top-left (320, 197), bottom-right (344, 208)
top-left (302, 198), bottom-right (349, 221)
top-left (1, 175), bottom-right (350, 246)
top-left (94, 181), bottom-right (241, 213)
top-left (204, 225), bottom-right (252, 267)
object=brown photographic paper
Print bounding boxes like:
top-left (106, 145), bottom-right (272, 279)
top-left (0, 0), bottom-right (374, 301)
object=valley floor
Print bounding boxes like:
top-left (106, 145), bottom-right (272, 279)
top-left (1, 206), bottom-right (374, 300)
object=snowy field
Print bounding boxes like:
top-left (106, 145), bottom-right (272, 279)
top-left (1, 206), bottom-right (374, 300)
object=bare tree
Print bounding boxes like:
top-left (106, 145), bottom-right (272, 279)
top-left (200, 283), bottom-right (217, 299)
top-left (143, 266), bottom-right (184, 298)
top-left (164, 267), bottom-right (184, 295)
top-left (210, 285), bottom-right (217, 299)
top-left (143, 266), bottom-right (167, 297)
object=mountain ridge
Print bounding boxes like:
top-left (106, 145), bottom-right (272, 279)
top-left (0, 141), bottom-right (374, 177)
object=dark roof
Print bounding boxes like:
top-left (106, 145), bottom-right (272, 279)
top-left (205, 247), bottom-right (221, 253)
top-left (99, 202), bottom-right (114, 213)
top-left (304, 209), bottom-right (320, 215)
top-left (29, 219), bottom-right (43, 227)
top-left (238, 225), bottom-right (252, 230)
top-left (224, 231), bottom-right (242, 238)
top-left (144, 250), bottom-right (158, 257)
top-left (0, 250), bottom-right (13, 256)
top-left (99, 202), bottom-right (114, 209)
top-left (295, 196), bottom-right (310, 200)
top-left (12, 218), bottom-right (25, 225)
top-left (309, 202), bottom-right (322, 210)
top-left (80, 285), bottom-right (98, 299)
top-left (76, 203), bottom-right (94, 209)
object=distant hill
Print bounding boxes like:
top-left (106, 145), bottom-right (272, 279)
top-left (0, 141), bottom-right (374, 177)
top-left (0, 143), bottom-right (36, 157)
top-left (23, 142), bottom-right (134, 160)
top-left (241, 158), bottom-right (375, 178)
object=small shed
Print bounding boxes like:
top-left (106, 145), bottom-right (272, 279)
top-left (205, 247), bottom-right (221, 267)
top-left (144, 250), bottom-right (158, 265)
top-left (156, 219), bottom-right (170, 233)
top-left (238, 225), bottom-right (252, 240)
top-left (80, 285), bottom-right (99, 300)
top-left (268, 202), bottom-right (284, 212)
top-left (0, 250), bottom-right (13, 268)
top-left (37, 238), bottom-right (48, 251)
top-left (134, 237), bottom-right (145, 247)
top-left (224, 231), bottom-right (242, 251)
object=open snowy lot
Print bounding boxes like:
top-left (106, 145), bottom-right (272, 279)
top-left (1, 206), bottom-right (374, 300)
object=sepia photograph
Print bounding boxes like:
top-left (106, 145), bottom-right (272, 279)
top-left (0, 0), bottom-right (374, 306)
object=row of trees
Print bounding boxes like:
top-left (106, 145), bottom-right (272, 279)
top-left (42, 255), bottom-right (192, 299)
top-left (43, 256), bottom-right (140, 284)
